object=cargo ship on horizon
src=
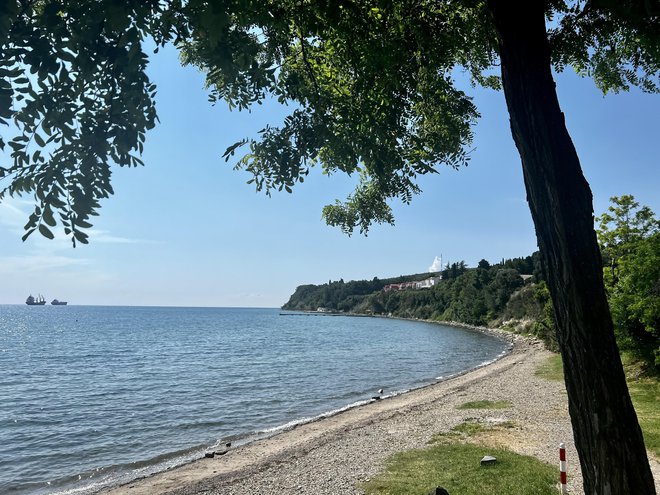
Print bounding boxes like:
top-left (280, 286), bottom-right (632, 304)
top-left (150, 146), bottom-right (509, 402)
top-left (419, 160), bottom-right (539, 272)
top-left (26, 294), bottom-right (46, 305)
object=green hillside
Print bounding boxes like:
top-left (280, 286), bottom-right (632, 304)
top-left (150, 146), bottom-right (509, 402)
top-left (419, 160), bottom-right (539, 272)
top-left (282, 253), bottom-right (557, 348)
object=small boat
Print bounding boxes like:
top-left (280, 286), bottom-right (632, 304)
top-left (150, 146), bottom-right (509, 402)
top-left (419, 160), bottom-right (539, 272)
top-left (26, 294), bottom-right (47, 305)
top-left (51, 299), bottom-right (68, 306)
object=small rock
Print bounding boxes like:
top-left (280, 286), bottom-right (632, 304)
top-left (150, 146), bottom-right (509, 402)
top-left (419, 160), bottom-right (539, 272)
top-left (204, 452), bottom-right (215, 458)
top-left (480, 455), bottom-right (497, 466)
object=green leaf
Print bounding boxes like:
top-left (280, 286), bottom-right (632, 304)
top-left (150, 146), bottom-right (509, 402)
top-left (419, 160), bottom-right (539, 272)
top-left (38, 224), bottom-right (55, 239)
top-left (43, 206), bottom-right (56, 227)
top-left (76, 220), bottom-right (93, 229)
top-left (21, 228), bottom-right (36, 242)
top-left (73, 230), bottom-right (89, 244)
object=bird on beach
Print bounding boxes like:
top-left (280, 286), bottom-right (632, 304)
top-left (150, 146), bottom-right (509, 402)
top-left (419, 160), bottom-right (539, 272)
top-left (378, 388), bottom-right (383, 395)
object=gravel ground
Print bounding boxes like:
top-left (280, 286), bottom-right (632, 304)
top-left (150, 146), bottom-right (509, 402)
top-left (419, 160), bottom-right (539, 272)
top-left (104, 334), bottom-right (659, 495)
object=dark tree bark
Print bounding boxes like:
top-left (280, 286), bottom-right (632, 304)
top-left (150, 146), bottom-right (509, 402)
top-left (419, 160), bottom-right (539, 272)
top-left (487, 1), bottom-right (656, 494)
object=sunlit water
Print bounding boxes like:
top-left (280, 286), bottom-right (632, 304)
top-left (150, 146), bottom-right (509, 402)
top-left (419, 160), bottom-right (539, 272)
top-left (0, 306), bottom-right (510, 494)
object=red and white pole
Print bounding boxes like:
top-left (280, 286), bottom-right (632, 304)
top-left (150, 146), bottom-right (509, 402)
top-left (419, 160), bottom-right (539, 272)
top-left (559, 442), bottom-right (567, 494)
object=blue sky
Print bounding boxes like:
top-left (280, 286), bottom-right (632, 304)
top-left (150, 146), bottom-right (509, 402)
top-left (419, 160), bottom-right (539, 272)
top-left (0, 45), bottom-right (658, 307)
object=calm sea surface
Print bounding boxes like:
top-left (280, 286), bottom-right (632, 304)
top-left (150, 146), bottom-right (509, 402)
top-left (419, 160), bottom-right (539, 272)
top-left (0, 306), bottom-right (509, 494)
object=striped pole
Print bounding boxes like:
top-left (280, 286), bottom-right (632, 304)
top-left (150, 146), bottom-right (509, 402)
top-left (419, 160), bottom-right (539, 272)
top-left (559, 443), bottom-right (567, 494)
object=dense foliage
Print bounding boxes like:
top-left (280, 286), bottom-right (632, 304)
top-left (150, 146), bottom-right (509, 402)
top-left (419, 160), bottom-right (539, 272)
top-left (283, 253), bottom-right (557, 345)
top-left (0, 1), bottom-right (163, 245)
top-left (597, 196), bottom-right (660, 367)
top-left (2, 2), bottom-right (657, 244)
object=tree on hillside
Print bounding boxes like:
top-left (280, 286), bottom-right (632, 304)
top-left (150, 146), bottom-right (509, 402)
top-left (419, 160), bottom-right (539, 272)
top-left (442, 261), bottom-right (468, 280)
top-left (598, 195), bottom-right (659, 286)
top-left (610, 232), bottom-right (660, 363)
top-left (597, 196), bottom-right (660, 365)
top-left (2, 2), bottom-right (659, 493)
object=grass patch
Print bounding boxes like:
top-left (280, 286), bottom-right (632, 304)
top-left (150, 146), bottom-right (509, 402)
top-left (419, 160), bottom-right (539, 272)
top-left (431, 419), bottom-right (517, 444)
top-left (361, 443), bottom-right (557, 495)
top-left (621, 352), bottom-right (660, 456)
top-left (534, 354), bottom-right (564, 381)
top-left (451, 420), bottom-right (489, 437)
top-left (457, 400), bottom-right (511, 410)
top-left (536, 353), bottom-right (659, 457)
top-left (628, 377), bottom-right (660, 456)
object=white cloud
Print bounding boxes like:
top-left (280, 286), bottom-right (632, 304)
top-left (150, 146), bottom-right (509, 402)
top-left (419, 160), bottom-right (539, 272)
top-left (0, 254), bottom-right (91, 274)
top-left (1, 198), bottom-right (153, 244)
top-left (429, 255), bottom-right (443, 273)
top-left (87, 229), bottom-right (147, 244)
top-left (0, 197), bottom-right (32, 231)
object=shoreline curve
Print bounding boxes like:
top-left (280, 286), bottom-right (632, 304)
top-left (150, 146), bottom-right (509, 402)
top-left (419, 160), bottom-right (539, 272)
top-left (101, 332), bottom-right (592, 495)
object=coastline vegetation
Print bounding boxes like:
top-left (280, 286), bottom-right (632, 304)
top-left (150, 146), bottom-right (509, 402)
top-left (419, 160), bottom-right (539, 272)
top-left (284, 196), bottom-right (658, 371)
top-left (283, 252), bottom-right (555, 344)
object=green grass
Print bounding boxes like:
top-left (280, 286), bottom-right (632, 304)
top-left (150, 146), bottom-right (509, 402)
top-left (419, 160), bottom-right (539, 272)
top-left (456, 400), bottom-right (512, 410)
top-left (431, 419), bottom-right (517, 443)
top-left (448, 419), bottom-right (516, 437)
top-left (627, 377), bottom-right (660, 456)
top-left (361, 443), bottom-right (557, 495)
top-left (363, 353), bottom-right (658, 495)
top-left (364, 420), bottom-right (550, 494)
top-left (536, 353), bottom-right (660, 457)
top-left (534, 354), bottom-right (564, 381)
top-left (449, 420), bottom-right (490, 437)
top-left (620, 353), bottom-right (660, 456)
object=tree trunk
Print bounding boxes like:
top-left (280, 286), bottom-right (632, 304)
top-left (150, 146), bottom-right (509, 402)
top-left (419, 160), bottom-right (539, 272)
top-left (487, 1), bottom-right (655, 494)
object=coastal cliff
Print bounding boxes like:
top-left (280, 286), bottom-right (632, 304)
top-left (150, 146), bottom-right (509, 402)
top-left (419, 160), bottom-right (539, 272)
top-left (282, 254), bottom-right (557, 349)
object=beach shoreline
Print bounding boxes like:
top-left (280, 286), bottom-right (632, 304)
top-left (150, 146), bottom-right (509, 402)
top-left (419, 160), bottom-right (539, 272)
top-left (101, 331), bottom-right (605, 495)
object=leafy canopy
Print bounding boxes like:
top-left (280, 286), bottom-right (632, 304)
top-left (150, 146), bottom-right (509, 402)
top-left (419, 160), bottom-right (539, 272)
top-left (0, 0), bottom-right (164, 245)
top-left (597, 196), bottom-right (660, 364)
top-left (1, 1), bottom-right (659, 244)
top-left (598, 194), bottom-right (659, 270)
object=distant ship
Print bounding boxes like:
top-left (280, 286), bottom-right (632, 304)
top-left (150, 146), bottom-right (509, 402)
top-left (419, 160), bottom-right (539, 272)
top-left (26, 294), bottom-right (46, 305)
top-left (51, 299), bottom-right (68, 306)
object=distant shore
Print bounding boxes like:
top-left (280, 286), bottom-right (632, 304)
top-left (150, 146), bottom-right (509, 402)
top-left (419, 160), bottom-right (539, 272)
top-left (281, 310), bottom-right (522, 343)
top-left (102, 333), bottom-right (614, 495)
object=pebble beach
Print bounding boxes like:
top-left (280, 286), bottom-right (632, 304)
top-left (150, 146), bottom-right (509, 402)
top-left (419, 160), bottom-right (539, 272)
top-left (103, 333), bottom-right (660, 495)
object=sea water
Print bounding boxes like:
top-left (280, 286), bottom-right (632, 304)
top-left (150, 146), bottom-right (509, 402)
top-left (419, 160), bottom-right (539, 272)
top-left (0, 306), bottom-right (510, 494)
